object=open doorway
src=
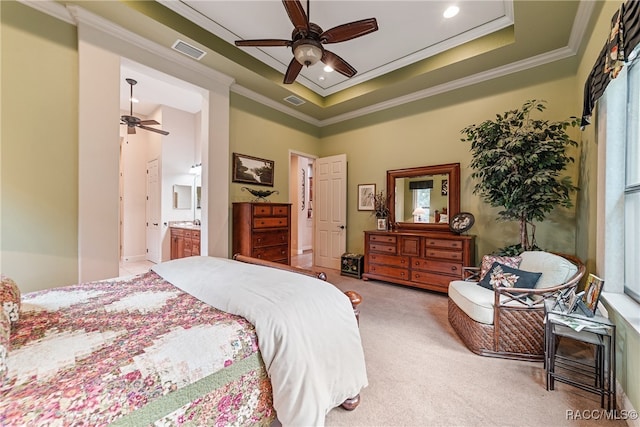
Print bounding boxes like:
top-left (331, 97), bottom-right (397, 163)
top-left (118, 60), bottom-right (206, 277)
top-left (290, 152), bottom-right (315, 269)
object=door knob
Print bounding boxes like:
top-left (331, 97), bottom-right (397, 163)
top-left (338, 225), bottom-right (345, 229)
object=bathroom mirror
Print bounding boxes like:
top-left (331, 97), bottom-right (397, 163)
top-left (173, 184), bottom-right (193, 209)
top-left (387, 163), bottom-right (460, 231)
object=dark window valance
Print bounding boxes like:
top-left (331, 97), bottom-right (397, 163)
top-left (409, 180), bottom-right (433, 190)
top-left (581, 0), bottom-right (640, 128)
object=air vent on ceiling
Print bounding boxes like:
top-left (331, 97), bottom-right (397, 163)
top-left (172, 39), bottom-right (206, 60)
top-left (283, 95), bottom-right (306, 106)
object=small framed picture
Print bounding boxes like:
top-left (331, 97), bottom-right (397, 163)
top-left (232, 153), bottom-right (274, 187)
top-left (582, 274), bottom-right (604, 315)
top-left (358, 184), bottom-right (376, 211)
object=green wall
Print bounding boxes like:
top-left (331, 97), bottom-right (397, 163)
top-left (0, 1), bottom-right (78, 290)
top-left (318, 59), bottom-right (580, 259)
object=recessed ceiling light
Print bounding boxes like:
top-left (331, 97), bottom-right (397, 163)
top-left (323, 65), bottom-right (334, 73)
top-left (319, 76), bottom-right (326, 81)
top-left (443, 5), bottom-right (459, 19)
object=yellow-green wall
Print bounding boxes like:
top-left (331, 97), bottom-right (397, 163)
top-left (1, 1), bottom-right (78, 289)
top-left (318, 59), bottom-right (580, 258)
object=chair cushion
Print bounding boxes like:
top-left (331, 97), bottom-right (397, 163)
top-left (478, 262), bottom-right (542, 290)
top-left (519, 251), bottom-right (578, 289)
top-left (448, 280), bottom-right (495, 325)
top-left (479, 255), bottom-right (522, 280)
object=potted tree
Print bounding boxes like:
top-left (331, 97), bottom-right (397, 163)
top-left (461, 100), bottom-right (579, 254)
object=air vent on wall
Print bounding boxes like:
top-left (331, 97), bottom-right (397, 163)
top-left (283, 95), bottom-right (306, 106)
top-left (172, 39), bottom-right (206, 60)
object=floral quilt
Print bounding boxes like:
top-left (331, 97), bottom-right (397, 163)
top-left (0, 271), bottom-right (275, 426)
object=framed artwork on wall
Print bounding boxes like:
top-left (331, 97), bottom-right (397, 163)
top-left (232, 153), bottom-right (274, 186)
top-left (358, 184), bottom-right (376, 211)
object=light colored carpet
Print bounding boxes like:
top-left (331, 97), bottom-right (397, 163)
top-left (323, 269), bottom-right (624, 427)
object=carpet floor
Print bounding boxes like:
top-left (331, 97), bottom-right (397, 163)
top-left (323, 269), bottom-right (625, 427)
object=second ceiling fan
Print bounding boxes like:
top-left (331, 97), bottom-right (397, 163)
top-left (235, 0), bottom-right (378, 84)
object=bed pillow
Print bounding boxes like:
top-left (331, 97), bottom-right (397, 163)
top-left (478, 262), bottom-right (542, 290)
top-left (0, 310), bottom-right (10, 383)
top-left (479, 255), bottom-right (522, 281)
top-left (1, 275), bottom-right (21, 326)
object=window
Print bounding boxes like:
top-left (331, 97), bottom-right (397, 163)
top-left (624, 58), bottom-right (640, 303)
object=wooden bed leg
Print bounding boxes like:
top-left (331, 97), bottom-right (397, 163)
top-left (344, 290), bottom-right (362, 324)
top-left (341, 394), bottom-right (361, 410)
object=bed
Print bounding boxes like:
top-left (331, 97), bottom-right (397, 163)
top-left (0, 255), bottom-right (368, 426)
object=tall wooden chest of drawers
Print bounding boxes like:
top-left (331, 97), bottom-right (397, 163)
top-left (363, 230), bottom-right (475, 293)
top-left (232, 202), bottom-right (291, 265)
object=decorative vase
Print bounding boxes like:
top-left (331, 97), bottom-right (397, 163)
top-left (376, 217), bottom-right (388, 231)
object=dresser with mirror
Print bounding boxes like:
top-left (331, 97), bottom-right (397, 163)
top-left (362, 163), bottom-right (475, 293)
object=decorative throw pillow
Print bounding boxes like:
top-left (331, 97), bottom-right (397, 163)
top-left (0, 311), bottom-right (10, 383)
top-left (1, 275), bottom-right (21, 326)
top-left (479, 255), bottom-right (522, 281)
top-left (478, 262), bottom-right (543, 290)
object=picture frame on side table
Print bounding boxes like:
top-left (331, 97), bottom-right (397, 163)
top-left (232, 153), bottom-right (274, 186)
top-left (358, 184), bottom-right (376, 211)
top-left (581, 274), bottom-right (604, 316)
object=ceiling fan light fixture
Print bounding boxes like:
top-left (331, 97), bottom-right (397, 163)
top-left (293, 40), bottom-right (323, 66)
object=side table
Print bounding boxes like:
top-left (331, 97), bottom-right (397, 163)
top-left (544, 300), bottom-right (616, 411)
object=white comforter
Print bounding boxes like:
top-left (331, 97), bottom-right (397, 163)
top-left (152, 256), bottom-right (368, 426)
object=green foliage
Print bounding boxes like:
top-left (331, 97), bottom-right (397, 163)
top-left (461, 100), bottom-right (579, 252)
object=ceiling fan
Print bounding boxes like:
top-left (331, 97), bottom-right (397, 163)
top-left (120, 78), bottom-right (169, 136)
top-left (234, 0), bottom-right (378, 84)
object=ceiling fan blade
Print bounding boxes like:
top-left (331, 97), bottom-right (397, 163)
top-left (139, 124), bottom-right (170, 136)
top-left (235, 39), bottom-right (291, 47)
top-left (282, 0), bottom-right (308, 33)
top-left (128, 126), bottom-right (136, 135)
top-left (283, 57), bottom-right (303, 84)
top-left (321, 50), bottom-right (357, 78)
top-left (139, 119), bottom-right (160, 125)
top-left (320, 18), bottom-right (378, 44)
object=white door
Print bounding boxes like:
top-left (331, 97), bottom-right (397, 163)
top-left (314, 154), bottom-right (347, 270)
top-left (146, 159), bottom-right (161, 263)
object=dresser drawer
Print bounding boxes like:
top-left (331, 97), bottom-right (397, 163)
top-left (367, 264), bottom-right (409, 281)
top-left (425, 238), bottom-right (463, 250)
top-left (253, 230), bottom-right (288, 247)
top-left (369, 243), bottom-right (397, 254)
top-left (425, 248), bottom-right (462, 261)
top-left (252, 245), bottom-right (289, 261)
top-left (370, 234), bottom-right (397, 244)
top-left (253, 204), bottom-right (288, 216)
top-left (413, 259), bottom-right (462, 277)
top-left (411, 271), bottom-right (453, 287)
top-left (368, 253), bottom-right (409, 268)
top-left (253, 217), bottom-right (289, 228)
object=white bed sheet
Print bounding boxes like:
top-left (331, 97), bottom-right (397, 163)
top-left (152, 256), bottom-right (368, 426)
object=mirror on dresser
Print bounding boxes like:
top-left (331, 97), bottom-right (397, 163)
top-left (387, 163), bottom-right (460, 232)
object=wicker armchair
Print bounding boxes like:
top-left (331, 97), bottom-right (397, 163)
top-left (447, 251), bottom-right (585, 361)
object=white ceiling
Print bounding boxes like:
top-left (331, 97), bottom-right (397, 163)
top-left (121, 0), bottom-right (513, 116)
top-left (161, 0), bottom-right (513, 96)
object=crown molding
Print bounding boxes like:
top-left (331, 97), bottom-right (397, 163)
top-left (230, 85), bottom-right (322, 128)
top-left (18, 0), bottom-right (595, 129)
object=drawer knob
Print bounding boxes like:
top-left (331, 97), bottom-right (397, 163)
top-left (451, 266), bottom-right (458, 271)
